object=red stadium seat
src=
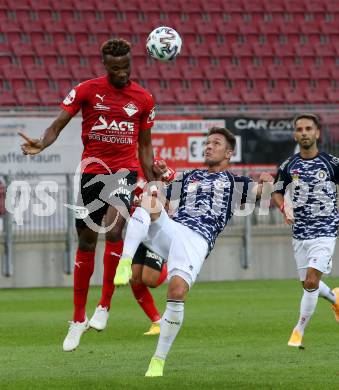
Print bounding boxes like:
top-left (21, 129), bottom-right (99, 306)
top-left (155, 89), bottom-right (177, 105)
top-left (70, 63), bottom-right (94, 81)
top-left (0, 18), bottom-right (22, 33)
top-left (0, 90), bottom-right (17, 105)
top-left (314, 43), bottom-right (336, 57)
top-left (174, 88), bottom-right (198, 104)
top-left (52, 0), bottom-right (74, 11)
top-left (309, 64), bottom-right (331, 79)
top-left (47, 63), bottom-right (72, 79)
top-left (11, 40), bottom-right (35, 56)
top-left (197, 88), bottom-right (220, 105)
top-left (1, 63), bottom-right (26, 79)
top-left (294, 43), bottom-right (315, 57)
top-left (42, 18), bottom-right (65, 33)
top-left (7, 0), bottom-right (30, 10)
top-left (37, 88), bottom-right (61, 106)
top-left (181, 65), bottom-right (205, 80)
top-left (246, 64), bottom-right (268, 79)
top-left (240, 88), bottom-right (264, 104)
top-left (252, 42), bottom-right (274, 57)
top-left (33, 40), bottom-right (58, 56)
top-left (288, 65), bottom-right (310, 79)
top-left (304, 0), bottom-right (326, 12)
top-left (273, 42), bottom-right (295, 57)
top-left (304, 87), bottom-right (328, 104)
top-left (56, 40), bottom-right (79, 56)
top-left (226, 65), bottom-right (247, 79)
top-left (25, 63), bottom-right (49, 80)
top-left (231, 42), bottom-right (252, 57)
top-left (29, 0), bottom-right (53, 10)
top-left (218, 88), bottom-right (242, 104)
top-left (135, 64), bottom-right (161, 80)
top-left (320, 21), bottom-right (339, 34)
top-left (78, 40), bottom-right (101, 57)
top-left (20, 18), bottom-right (44, 33)
top-left (327, 88), bottom-right (339, 103)
top-left (15, 88), bottom-right (40, 105)
top-left (262, 89), bottom-right (285, 104)
top-left (283, 88), bottom-right (305, 104)
top-left (259, 21), bottom-right (280, 35)
top-left (65, 18), bottom-right (88, 34)
top-left (263, 0), bottom-right (285, 12)
top-left (268, 64), bottom-right (289, 79)
top-left (203, 65), bottom-right (226, 80)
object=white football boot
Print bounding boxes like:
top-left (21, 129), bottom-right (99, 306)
top-left (63, 317), bottom-right (89, 352)
top-left (89, 305), bottom-right (109, 331)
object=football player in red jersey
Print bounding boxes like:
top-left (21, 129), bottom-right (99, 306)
top-left (19, 38), bottom-right (162, 351)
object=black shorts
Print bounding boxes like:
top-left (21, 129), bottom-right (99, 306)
top-left (75, 171), bottom-right (137, 229)
top-left (132, 243), bottom-right (167, 272)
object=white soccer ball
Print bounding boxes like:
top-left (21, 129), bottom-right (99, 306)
top-left (146, 26), bottom-right (182, 62)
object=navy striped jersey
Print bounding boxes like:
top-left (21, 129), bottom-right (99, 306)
top-left (275, 152), bottom-right (339, 240)
top-left (167, 169), bottom-right (253, 253)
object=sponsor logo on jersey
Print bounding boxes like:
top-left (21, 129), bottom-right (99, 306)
top-left (123, 102), bottom-right (139, 117)
top-left (147, 106), bottom-right (156, 123)
top-left (63, 89), bottom-right (76, 105)
top-left (316, 169), bottom-right (327, 181)
top-left (94, 94), bottom-right (110, 110)
top-left (94, 103), bottom-right (110, 111)
top-left (95, 94), bottom-right (105, 102)
top-left (146, 250), bottom-right (163, 263)
top-left (91, 115), bottom-right (135, 132)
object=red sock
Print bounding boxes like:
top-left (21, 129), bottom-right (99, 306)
top-left (98, 240), bottom-right (123, 309)
top-left (130, 282), bottom-right (161, 322)
top-left (73, 249), bottom-right (95, 322)
top-left (156, 263), bottom-right (168, 286)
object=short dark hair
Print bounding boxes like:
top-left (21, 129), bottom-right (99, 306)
top-left (207, 127), bottom-right (236, 150)
top-left (293, 113), bottom-right (321, 130)
top-left (101, 38), bottom-right (131, 58)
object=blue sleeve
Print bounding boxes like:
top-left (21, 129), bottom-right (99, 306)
top-left (165, 170), bottom-right (190, 201)
top-left (329, 155), bottom-right (339, 184)
top-left (273, 165), bottom-right (291, 195)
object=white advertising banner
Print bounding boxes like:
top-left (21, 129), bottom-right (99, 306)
top-left (0, 117), bottom-right (83, 175)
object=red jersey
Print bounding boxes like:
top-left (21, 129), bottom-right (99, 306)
top-left (60, 76), bottom-right (155, 174)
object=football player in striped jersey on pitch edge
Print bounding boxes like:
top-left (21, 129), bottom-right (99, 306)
top-left (273, 113), bottom-right (339, 348)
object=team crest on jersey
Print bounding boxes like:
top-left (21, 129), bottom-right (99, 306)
top-left (63, 89), bottom-right (76, 105)
top-left (291, 169), bottom-right (300, 182)
top-left (123, 102), bottom-right (139, 117)
top-left (316, 170), bottom-right (327, 181)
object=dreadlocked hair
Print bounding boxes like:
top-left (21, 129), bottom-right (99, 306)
top-left (101, 38), bottom-right (131, 57)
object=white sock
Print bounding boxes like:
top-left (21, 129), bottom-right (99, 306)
top-left (295, 288), bottom-right (319, 335)
top-left (319, 280), bottom-right (336, 304)
top-left (121, 207), bottom-right (150, 259)
top-left (154, 300), bottom-right (184, 360)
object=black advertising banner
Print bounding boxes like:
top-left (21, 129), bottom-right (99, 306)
top-left (223, 117), bottom-right (295, 165)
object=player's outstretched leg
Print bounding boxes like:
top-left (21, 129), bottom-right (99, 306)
top-left (317, 280), bottom-right (339, 321)
top-left (89, 240), bottom-right (123, 331)
top-left (63, 249), bottom-right (94, 351)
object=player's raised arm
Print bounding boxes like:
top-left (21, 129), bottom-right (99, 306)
top-left (19, 109), bottom-right (73, 155)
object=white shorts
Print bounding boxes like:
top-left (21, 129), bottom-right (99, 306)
top-left (292, 237), bottom-right (337, 281)
top-left (143, 209), bottom-right (209, 288)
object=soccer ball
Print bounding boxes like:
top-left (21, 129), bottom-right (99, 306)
top-left (146, 26), bottom-right (182, 62)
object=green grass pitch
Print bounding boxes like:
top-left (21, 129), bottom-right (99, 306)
top-left (1, 279), bottom-right (339, 389)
